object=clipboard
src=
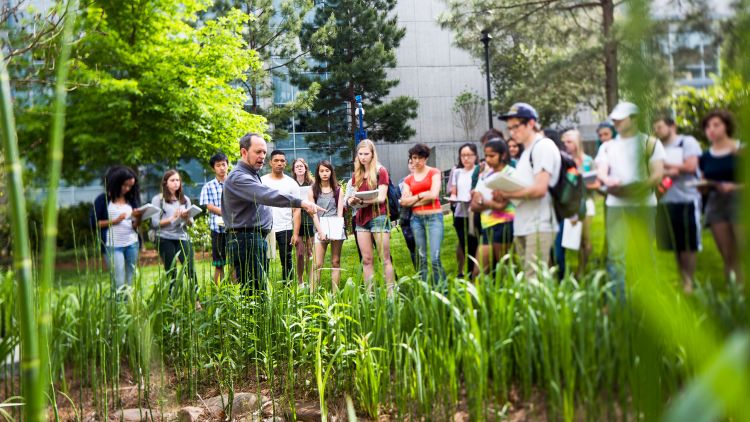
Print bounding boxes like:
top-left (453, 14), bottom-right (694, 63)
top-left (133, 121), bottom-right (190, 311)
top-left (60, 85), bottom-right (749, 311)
top-left (137, 203), bottom-right (160, 219)
top-left (187, 204), bottom-right (203, 218)
top-left (354, 190), bottom-right (379, 200)
top-left (484, 172), bottom-right (528, 192)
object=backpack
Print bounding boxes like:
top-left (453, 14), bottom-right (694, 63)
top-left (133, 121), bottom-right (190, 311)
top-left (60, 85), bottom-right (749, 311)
top-left (530, 138), bottom-right (585, 220)
top-left (386, 177), bottom-right (401, 222)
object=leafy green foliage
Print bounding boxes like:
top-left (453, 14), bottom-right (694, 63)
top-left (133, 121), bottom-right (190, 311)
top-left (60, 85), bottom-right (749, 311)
top-left (673, 75), bottom-right (748, 144)
top-left (294, 0), bottom-right (418, 167)
top-left (438, 0), bottom-right (611, 125)
top-left (207, 0), bottom-right (321, 140)
top-left (16, 0), bottom-right (266, 183)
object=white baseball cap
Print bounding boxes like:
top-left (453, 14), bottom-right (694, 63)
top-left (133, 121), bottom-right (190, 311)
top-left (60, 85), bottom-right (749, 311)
top-left (609, 102), bottom-right (639, 120)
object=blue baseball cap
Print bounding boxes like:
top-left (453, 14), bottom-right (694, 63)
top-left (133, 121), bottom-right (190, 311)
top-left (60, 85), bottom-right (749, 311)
top-left (499, 102), bottom-right (539, 121)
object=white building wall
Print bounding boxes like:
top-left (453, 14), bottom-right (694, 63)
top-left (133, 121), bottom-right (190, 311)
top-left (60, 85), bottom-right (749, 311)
top-left (376, 0), bottom-right (501, 182)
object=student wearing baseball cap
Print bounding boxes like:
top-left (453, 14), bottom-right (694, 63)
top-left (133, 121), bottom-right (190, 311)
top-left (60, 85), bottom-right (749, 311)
top-left (493, 102), bottom-right (561, 279)
top-left (595, 102), bottom-right (665, 300)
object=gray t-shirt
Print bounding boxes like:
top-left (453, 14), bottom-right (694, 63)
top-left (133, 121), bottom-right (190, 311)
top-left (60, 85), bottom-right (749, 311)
top-left (316, 189), bottom-right (338, 218)
top-left (151, 194), bottom-right (192, 241)
top-left (660, 134), bottom-right (702, 204)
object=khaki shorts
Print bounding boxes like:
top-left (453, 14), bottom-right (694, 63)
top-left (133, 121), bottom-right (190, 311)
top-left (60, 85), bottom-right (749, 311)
top-left (514, 231), bottom-right (556, 279)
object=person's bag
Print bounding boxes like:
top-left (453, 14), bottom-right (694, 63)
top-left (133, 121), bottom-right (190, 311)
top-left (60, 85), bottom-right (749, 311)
top-left (467, 164), bottom-right (482, 237)
top-left (386, 175), bottom-right (401, 222)
top-left (530, 141), bottom-right (585, 220)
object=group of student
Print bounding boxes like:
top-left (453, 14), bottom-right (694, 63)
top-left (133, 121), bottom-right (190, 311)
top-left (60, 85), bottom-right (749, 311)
top-left (440, 102), bottom-right (742, 294)
top-left (91, 101), bottom-right (742, 296)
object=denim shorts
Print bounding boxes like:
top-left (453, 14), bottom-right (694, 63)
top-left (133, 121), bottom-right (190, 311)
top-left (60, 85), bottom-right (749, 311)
top-left (480, 222), bottom-right (514, 245)
top-left (355, 214), bottom-right (391, 233)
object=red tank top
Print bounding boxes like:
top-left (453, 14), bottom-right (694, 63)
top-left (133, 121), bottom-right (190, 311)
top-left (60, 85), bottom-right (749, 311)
top-left (405, 167), bottom-right (442, 212)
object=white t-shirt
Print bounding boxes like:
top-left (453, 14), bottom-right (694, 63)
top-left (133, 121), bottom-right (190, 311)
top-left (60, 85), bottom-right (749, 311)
top-left (595, 134), bottom-right (666, 207)
top-left (260, 173), bottom-right (299, 232)
top-left (451, 166), bottom-right (475, 218)
top-left (107, 202), bottom-right (138, 247)
top-left (513, 135), bottom-right (561, 236)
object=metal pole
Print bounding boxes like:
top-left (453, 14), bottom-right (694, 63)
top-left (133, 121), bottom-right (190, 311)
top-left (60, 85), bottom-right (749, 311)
top-left (480, 30), bottom-right (493, 129)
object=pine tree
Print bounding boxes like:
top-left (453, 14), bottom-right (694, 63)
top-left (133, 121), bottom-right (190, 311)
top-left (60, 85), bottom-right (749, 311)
top-left (207, 0), bottom-right (321, 140)
top-left (295, 0), bottom-right (418, 167)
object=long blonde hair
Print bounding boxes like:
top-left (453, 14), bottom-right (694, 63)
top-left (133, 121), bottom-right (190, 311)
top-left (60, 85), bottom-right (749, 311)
top-left (562, 129), bottom-right (585, 162)
top-left (353, 139), bottom-right (380, 189)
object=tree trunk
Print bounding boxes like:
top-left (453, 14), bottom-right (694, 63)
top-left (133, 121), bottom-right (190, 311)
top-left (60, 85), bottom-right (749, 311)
top-left (602, 0), bottom-right (618, 113)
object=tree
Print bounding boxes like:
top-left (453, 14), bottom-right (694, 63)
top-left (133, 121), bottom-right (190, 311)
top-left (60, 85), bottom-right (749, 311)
top-left (294, 0), bottom-right (418, 167)
top-left (452, 91), bottom-right (484, 141)
top-left (439, 0), bottom-right (621, 125)
top-left (207, 0), bottom-right (321, 140)
top-left (15, 0), bottom-right (266, 183)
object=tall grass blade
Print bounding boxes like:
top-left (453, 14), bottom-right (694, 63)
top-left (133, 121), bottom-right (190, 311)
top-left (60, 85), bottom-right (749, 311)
top-left (0, 48), bottom-right (43, 422)
top-left (39, 0), bottom-right (78, 409)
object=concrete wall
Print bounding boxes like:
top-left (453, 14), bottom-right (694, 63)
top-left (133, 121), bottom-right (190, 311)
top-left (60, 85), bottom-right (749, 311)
top-left (377, 0), bottom-right (501, 182)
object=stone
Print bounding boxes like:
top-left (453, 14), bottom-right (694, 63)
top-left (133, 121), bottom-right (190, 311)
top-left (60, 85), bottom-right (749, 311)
top-left (203, 394), bottom-right (229, 414)
top-left (291, 402), bottom-right (321, 422)
top-left (177, 406), bottom-right (203, 422)
top-left (112, 408), bottom-right (152, 422)
top-left (232, 392), bottom-right (264, 416)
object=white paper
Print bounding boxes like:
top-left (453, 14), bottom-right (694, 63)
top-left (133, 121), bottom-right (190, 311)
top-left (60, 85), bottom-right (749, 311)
top-left (137, 203), bottom-right (160, 219)
top-left (266, 232), bottom-right (276, 259)
top-left (665, 148), bottom-right (683, 166)
top-left (444, 196), bottom-right (469, 203)
top-left (583, 171), bottom-right (598, 184)
top-left (187, 204), bottom-right (203, 218)
top-left (354, 189), bottom-right (379, 200)
top-left (216, 216), bottom-right (225, 227)
top-left (484, 172), bottom-right (528, 192)
top-left (561, 219), bottom-right (583, 250)
top-left (299, 186), bottom-right (311, 201)
top-left (318, 216), bottom-right (346, 240)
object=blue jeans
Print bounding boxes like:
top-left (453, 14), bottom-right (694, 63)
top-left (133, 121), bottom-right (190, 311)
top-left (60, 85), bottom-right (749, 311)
top-left (105, 243), bottom-right (139, 291)
top-left (606, 206), bottom-right (656, 301)
top-left (410, 213), bottom-right (446, 286)
top-left (554, 220), bottom-right (566, 279)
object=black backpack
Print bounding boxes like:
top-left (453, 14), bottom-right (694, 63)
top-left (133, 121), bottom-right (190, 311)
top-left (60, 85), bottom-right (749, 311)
top-left (386, 177), bottom-right (401, 222)
top-left (530, 139), bottom-right (585, 220)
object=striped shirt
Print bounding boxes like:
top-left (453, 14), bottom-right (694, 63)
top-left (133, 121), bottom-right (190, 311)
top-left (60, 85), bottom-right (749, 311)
top-left (200, 178), bottom-right (225, 233)
top-left (106, 202), bottom-right (139, 247)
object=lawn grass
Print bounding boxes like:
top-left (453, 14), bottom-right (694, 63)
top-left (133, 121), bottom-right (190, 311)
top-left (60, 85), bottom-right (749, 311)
top-left (51, 198), bottom-right (726, 290)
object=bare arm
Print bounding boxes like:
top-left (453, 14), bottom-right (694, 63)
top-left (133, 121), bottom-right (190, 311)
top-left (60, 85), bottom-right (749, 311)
top-left (502, 171), bottom-right (551, 200)
top-left (207, 204), bottom-right (222, 216)
top-left (647, 159), bottom-right (665, 186)
top-left (336, 188), bottom-right (345, 217)
top-left (470, 190), bottom-right (486, 212)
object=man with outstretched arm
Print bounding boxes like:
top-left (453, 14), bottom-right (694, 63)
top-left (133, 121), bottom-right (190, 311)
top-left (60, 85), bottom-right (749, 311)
top-left (222, 133), bottom-right (323, 290)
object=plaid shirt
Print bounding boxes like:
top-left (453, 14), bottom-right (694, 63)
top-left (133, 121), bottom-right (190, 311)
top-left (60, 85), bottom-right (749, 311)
top-left (200, 178), bottom-right (225, 233)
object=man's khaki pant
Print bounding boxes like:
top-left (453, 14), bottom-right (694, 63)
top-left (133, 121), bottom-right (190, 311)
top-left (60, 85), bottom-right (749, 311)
top-left (515, 231), bottom-right (556, 279)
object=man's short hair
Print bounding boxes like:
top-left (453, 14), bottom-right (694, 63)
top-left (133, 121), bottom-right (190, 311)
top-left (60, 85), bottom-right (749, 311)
top-left (269, 150), bottom-right (286, 159)
top-left (209, 152), bottom-right (228, 168)
top-left (239, 133), bottom-right (263, 151)
top-left (654, 115), bottom-right (676, 127)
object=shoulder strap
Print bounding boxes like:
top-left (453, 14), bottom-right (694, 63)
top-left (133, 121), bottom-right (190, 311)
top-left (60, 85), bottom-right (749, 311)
top-left (643, 135), bottom-right (658, 177)
top-left (528, 137), bottom-right (548, 168)
top-left (470, 164), bottom-right (481, 189)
